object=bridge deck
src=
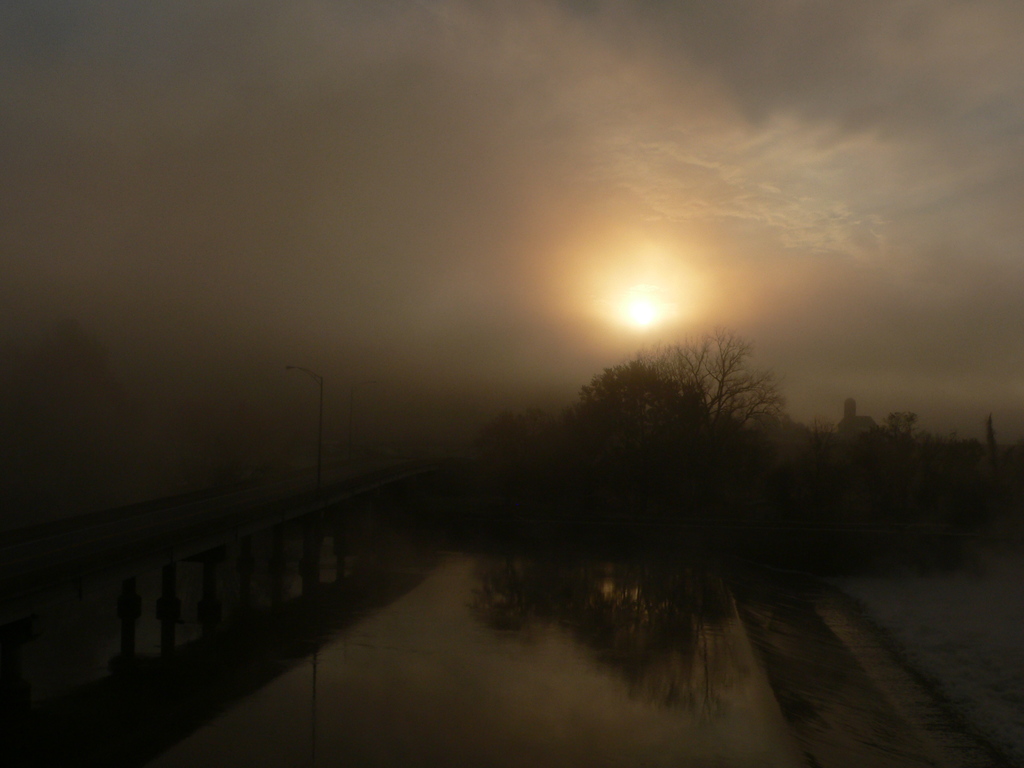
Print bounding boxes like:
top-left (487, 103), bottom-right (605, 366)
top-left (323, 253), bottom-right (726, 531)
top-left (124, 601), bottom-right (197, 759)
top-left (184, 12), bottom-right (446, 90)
top-left (0, 459), bottom-right (437, 627)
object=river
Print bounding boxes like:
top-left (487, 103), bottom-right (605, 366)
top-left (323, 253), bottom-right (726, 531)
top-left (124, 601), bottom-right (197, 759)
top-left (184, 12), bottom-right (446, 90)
top-left (4, 508), bottom-right (1012, 767)
top-left (145, 552), bottom-right (802, 768)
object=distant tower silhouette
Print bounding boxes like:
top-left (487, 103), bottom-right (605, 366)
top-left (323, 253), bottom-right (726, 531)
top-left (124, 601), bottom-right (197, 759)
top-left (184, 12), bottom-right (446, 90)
top-left (838, 397), bottom-right (875, 438)
top-left (844, 398), bottom-right (856, 421)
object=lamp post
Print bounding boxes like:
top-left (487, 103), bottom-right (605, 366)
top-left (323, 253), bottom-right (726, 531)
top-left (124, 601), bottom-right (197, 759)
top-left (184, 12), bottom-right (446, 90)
top-left (286, 366), bottom-right (324, 494)
top-left (348, 380), bottom-right (376, 461)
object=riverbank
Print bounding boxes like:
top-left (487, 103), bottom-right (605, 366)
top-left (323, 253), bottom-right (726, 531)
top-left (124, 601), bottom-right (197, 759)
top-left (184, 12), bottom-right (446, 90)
top-left (836, 551), bottom-right (1024, 765)
top-left (734, 567), bottom-right (1014, 768)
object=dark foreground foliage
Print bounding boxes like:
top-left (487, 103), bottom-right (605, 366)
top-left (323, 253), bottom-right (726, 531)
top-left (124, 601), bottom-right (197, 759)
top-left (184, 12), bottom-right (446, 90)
top-left (477, 329), bottom-right (783, 517)
top-left (475, 331), bottom-right (1023, 573)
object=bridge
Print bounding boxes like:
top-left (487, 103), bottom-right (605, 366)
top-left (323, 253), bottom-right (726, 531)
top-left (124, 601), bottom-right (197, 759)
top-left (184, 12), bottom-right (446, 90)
top-left (0, 458), bottom-right (440, 716)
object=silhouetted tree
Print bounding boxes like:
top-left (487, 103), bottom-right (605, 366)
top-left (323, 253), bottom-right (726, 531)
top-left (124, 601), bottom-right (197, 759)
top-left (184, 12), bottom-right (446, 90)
top-left (769, 409), bottom-right (996, 533)
top-left (567, 357), bottom-right (702, 508)
top-left (986, 413), bottom-right (999, 476)
top-left (646, 328), bottom-right (784, 437)
top-left (914, 431), bottom-right (989, 529)
top-left (771, 417), bottom-right (844, 521)
top-left (475, 408), bottom-right (562, 498)
top-left (642, 331), bottom-right (783, 508)
top-left (476, 329), bottom-right (783, 515)
top-left (880, 411), bottom-right (918, 442)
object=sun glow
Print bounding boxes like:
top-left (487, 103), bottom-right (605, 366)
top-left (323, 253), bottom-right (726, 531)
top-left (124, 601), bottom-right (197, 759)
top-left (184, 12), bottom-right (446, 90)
top-left (616, 283), bottom-right (670, 330)
top-left (626, 297), bottom-right (658, 327)
top-left (571, 239), bottom-right (706, 334)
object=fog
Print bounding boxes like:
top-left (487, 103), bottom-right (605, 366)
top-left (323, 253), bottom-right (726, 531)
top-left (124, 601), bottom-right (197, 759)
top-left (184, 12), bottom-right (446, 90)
top-left (4, 0), bottom-right (1024, 521)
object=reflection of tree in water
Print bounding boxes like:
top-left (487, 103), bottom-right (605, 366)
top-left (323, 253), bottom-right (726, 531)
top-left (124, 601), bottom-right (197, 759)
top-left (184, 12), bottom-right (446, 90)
top-left (472, 558), bottom-right (750, 714)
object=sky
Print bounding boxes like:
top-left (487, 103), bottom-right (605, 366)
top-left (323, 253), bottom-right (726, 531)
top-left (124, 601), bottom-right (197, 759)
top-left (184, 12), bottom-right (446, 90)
top-left (3, 0), bottom-right (1024, 459)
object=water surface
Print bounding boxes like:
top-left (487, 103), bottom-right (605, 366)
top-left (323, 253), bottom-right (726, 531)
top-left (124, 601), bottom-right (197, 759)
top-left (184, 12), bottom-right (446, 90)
top-left (146, 553), bottom-right (803, 768)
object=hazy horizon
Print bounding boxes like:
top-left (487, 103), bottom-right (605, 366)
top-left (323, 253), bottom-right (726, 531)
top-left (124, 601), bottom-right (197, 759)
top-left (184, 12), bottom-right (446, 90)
top-left (5, 0), bottom-right (1024, 464)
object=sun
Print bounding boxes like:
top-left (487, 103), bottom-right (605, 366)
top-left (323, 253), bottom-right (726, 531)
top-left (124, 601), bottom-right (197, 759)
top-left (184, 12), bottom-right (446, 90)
top-left (590, 275), bottom-right (686, 332)
top-left (626, 297), bottom-right (658, 327)
top-left (617, 283), bottom-right (668, 329)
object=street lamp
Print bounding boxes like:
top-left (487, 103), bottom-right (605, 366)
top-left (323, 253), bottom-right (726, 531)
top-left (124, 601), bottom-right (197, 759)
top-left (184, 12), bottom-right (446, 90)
top-left (348, 380), bottom-right (376, 461)
top-left (286, 366), bottom-right (324, 494)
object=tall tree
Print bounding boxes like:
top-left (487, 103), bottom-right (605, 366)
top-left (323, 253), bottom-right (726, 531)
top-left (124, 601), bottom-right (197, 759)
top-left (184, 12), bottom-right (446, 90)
top-left (646, 328), bottom-right (784, 436)
top-left (475, 329), bottom-right (783, 514)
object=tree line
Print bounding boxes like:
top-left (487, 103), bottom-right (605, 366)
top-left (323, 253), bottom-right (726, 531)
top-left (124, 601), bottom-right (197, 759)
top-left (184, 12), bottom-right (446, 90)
top-left (475, 328), bottom-right (1024, 538)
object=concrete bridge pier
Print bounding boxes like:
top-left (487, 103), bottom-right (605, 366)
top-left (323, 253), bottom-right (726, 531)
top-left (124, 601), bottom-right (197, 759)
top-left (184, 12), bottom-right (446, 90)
top-left (268, 524), bottom-right (286, 607)
top-left (155, 562), bottom-right (181, 659)
top-left (300, 515), bottom-right (323, 596)
top-left (237, 535), bottom-right (255, 613)
top-left (189, 546), bottom-right (226, 636)
top-left (116, 577), bottom-right (143, 662)
top-left (332, 517), bottom-right (347, 581)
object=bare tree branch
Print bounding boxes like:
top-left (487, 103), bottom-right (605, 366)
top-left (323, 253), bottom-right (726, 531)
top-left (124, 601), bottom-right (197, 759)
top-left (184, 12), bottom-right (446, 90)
top-left (653, 328), bottom-right (783, 434)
